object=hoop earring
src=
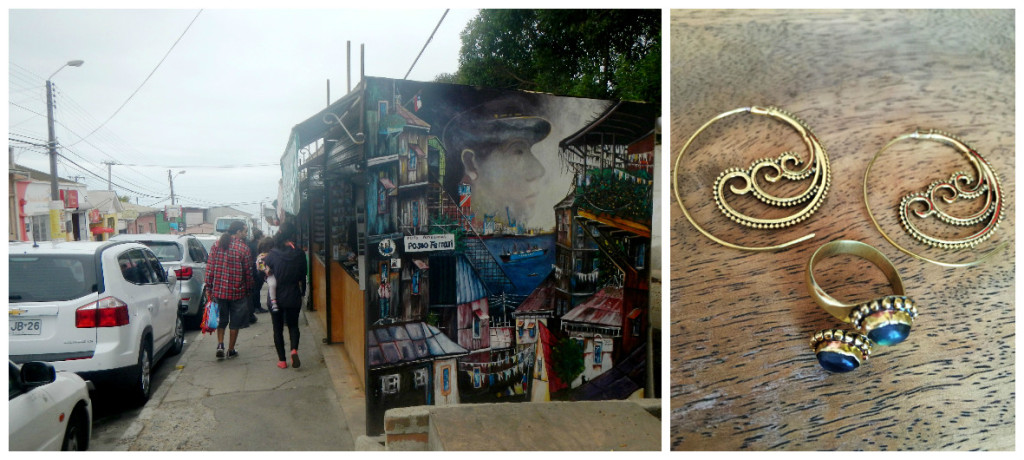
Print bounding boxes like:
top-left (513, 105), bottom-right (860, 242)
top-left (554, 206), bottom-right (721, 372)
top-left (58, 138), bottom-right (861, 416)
top-left (863, 129), bottom-right (1006, 268)
top-left (807, 240), bottom-right (918, 372)
top-left (672, 106), bottom-right (831, 251)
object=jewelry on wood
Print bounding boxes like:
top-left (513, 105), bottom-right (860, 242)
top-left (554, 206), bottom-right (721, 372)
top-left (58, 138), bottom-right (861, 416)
top-left (864, 129), bottom-right (1006, 267)
top-left (673, 106), bottom-right (830, 251)
top-left (806, 240), bottom-right (917, 372)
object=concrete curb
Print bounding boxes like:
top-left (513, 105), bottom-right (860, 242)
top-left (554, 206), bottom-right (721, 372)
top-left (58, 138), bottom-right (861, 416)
top-left (302, 308), bottom-right (367, 446)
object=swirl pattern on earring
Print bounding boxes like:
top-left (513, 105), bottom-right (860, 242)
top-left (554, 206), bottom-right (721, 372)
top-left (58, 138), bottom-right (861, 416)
top-left (865, 129), bottom-right (1006, 267)
top-left (673, 106), bottom-right (830, 251)
top-left (810, 329), bottom-right (873, 373)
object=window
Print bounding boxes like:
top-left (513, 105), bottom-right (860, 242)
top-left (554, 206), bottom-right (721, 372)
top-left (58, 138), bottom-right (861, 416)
top-left (413, 368), bottom-right (428, 388)
top-left (636, 242), bottom-right (646, 269)
top-left (412, 203), bottom-right (419, 228)
top-left (382, 374), bottom-right (399, 395)
top-left (142, 249), bottom-right (168, 283)
top-left (441, 367), bottom-right (451, 395)
top-left (472, 315), bottom-right (481, 339)
top-left (408, 148), bottom-right (417, 170)
top-left (593, 340), bottom-right (604, 365)
top-left (119, 250), bottom-right (155, 284)
top-left (411, 269), bottom-right (420, 295)
top-left (472, 368), bottom-right (482, 388)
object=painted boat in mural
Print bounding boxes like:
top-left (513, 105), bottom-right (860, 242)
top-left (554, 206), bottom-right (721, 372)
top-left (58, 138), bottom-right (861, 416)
top-left (500, 244), bottom-right (548, 262)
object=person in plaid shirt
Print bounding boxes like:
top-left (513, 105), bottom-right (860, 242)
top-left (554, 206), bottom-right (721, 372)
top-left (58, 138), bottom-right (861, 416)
top-left (205, 221), bottom-right (254, 359)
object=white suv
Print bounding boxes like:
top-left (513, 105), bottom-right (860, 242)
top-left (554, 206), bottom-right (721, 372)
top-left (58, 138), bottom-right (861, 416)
top-left (110, 234), bottom-right (209, 327)
top-left (8, 241), bottom-right (184, 405)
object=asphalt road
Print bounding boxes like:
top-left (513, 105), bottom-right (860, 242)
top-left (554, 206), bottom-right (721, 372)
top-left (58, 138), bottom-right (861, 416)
top-left (88, 301), bottom-right (355, 451)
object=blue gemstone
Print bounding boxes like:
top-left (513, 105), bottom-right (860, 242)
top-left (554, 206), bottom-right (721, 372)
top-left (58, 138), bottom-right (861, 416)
top-left (816, 350), bottom-right (860, 373)
top-left (868, 323), bottom-right (911, 346)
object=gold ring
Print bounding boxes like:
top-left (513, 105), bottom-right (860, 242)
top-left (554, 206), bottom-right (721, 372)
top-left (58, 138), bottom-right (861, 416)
top-left (806, 240), bottom-right (919, 373)
top-left (672, 106), bottom-right (830, 251)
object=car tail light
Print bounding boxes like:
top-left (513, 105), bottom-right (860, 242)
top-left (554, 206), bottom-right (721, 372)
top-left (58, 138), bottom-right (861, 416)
top-left (76, 297), bottom-right (130, 328)
top-left (174, 266), bottom-right (193, 280)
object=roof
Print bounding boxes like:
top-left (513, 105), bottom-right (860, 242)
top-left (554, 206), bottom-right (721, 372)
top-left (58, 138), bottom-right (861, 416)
top-left (513, 277), bottom-right (557, 316)
top-left (110, 233), bottom-right (192, 243)
top-left (84, 190), bottom-right (124, 214)
top-left (561, 287), bottom-right (623, 327)
top-left (455, 254), bottom-right (488, 304)
top-left (8, 240), bottom-right (141, 256)
top-left (367, 322), bottom-right (469, 368)
top-left (120, 202), bottom-right (159, 213)
top-left (559, 100), bottom-right (659, 148)
top-left (396, 104), bottom-right (430, 129)
top-left (10, 163), bottom-right (85, 186)
top-left (290, 87), bottom-right (362, 150)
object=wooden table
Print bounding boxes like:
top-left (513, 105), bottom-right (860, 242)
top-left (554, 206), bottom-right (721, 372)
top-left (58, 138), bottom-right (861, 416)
top-left (669, 10), bottom-right (1014, 450)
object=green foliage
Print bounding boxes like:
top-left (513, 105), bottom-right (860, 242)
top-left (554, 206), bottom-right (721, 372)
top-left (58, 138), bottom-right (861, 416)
top-left (551, 337), bottom-right (585, 384)
top-left (439, 9), bottom-right (660, 103)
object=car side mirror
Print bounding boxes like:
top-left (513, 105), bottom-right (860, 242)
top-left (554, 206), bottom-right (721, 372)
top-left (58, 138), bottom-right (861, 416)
top-left (166, 273), bottom-right (177, 286)
top-left (20, 361), bottom-right (57, 387)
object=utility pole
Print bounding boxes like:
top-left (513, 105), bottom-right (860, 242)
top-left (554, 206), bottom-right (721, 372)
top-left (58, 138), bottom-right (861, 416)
top-left (168, 169), bottom-right (176, 205)
top-left (102, 161), bottom-right (117, 190)
top-left (46, 59), bottom-right (84, 241)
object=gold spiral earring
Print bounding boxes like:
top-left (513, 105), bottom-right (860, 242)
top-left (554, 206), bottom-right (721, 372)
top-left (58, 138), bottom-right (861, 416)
top-left (673, 106), bottom-right (831, 251)
top-left (864, 129), bottom-right (1006, 267)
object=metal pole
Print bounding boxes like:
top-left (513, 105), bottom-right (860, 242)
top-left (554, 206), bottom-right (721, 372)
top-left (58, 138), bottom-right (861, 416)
top-left (347, 41), bottom-right (351, 93)
top-left (327, 79), bottom-right (331, 107)
top-left (168, 169), bottom-right (176, 205)
top-left (46, 80), bottom-right (59, 201)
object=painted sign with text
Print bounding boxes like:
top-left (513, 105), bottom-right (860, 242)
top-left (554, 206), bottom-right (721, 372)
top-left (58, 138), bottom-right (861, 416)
top-left (404, 234), bottom-right (454, 252)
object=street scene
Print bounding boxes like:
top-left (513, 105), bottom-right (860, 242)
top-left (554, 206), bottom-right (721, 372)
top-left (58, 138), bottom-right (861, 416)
top-left (8, 9), bottom-right (661, 451)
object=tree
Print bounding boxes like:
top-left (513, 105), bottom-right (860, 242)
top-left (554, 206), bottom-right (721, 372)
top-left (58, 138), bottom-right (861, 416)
top-left (439, 10), bottom-right (660, 103)
top-left (551, 337), bottom-right (585, 385)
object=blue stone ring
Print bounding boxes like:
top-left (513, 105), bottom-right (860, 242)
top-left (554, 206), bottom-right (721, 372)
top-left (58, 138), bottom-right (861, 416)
top-left (810, 329), bottom-right (873, 373)
top-left (806, 240), bottom-right (917, 371)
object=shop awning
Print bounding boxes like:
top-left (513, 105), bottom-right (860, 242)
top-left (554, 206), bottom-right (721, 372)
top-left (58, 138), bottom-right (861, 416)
top-left (90, 226), bottom-right (114, 234)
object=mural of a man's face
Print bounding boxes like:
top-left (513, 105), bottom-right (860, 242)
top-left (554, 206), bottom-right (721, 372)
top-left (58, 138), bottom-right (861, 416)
top-left (461, 137), bottom-right (546, 222)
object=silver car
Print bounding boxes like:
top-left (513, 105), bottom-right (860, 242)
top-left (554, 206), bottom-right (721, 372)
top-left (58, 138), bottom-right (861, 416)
top-left (110, 234), bottom-right (208, 327)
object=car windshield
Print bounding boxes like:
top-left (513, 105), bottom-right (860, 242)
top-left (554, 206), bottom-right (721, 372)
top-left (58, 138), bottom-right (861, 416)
top-left (139, 241), bottom-right (184, 262)
top-left (9, 254), bottom-right (98, 302)
top-left (216, 220), bottom-right (243, 232)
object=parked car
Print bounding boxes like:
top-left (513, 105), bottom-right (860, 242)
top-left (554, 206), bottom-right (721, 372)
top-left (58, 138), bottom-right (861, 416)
top-left (9, 240), bottom-right (183, 404)
top-left (110, 233), bottom-right (209, 327)
top-left (195, 234), bottom-right (218, 255)
top-left (8, 360), bottom-right (93, 451)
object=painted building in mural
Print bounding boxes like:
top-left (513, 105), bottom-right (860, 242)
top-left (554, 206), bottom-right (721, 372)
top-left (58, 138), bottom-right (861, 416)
top-left (282, 77), bottom-right (658, 436)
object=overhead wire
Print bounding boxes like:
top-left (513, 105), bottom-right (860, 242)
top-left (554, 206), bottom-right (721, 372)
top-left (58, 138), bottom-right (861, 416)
top-left (69, 9), bottom-right (203, 147)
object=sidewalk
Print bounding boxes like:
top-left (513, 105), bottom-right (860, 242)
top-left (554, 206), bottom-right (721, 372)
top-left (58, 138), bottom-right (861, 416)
top-left (302, 304), bottom-right (367, 443)
top-left (111, 297), bottom-right (356, 450)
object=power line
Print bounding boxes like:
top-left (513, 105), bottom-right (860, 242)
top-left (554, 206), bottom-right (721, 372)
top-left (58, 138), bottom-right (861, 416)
top-left (116, 162), bottom-right (278, 168)
top-left (404, 9), bottom-right (450, 80)
top-left (69, 9), bottom-right (203, 147)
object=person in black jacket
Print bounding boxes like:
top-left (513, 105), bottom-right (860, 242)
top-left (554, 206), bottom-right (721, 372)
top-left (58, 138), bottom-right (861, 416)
top-left (263, 221), bottom-right (307, 369)
top-left (248, 229), bottom-right (267, 318)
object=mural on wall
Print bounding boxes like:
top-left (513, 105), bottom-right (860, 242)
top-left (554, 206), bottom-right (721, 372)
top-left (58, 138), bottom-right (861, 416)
top-left (360, 77), bottom-right (658, 435)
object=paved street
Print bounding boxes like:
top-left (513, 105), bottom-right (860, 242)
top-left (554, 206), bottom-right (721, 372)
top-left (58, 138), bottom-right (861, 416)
top-left (90, 293), bottom-right (355, 451)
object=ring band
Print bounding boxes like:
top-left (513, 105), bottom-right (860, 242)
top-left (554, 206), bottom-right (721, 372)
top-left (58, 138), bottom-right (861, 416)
top-left (806, 239), bottom-right (904, 321)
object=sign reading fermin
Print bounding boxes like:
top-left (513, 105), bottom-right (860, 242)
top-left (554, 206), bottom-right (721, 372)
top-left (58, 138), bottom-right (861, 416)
top-left (404, 234), bottom-right (455, 252)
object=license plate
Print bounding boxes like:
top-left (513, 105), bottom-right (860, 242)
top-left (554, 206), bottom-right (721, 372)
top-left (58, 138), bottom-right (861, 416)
top-left (10, 319), bottom-right (42, 335)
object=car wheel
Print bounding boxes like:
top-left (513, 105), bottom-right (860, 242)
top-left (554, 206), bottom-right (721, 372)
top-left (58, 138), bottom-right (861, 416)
top-left (131, 339), bottom-right (153, 405)
top-left (169, 313), bottom-right (185, 356)
top-left (61, 406), bottom-right (89, 451)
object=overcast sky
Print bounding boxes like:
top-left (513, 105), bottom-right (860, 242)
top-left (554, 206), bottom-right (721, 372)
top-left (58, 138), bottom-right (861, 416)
top-left (7, 8), bottom-right (479, 223)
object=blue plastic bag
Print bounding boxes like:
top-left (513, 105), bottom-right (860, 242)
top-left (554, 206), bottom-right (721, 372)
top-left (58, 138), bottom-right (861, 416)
top-left (200, 300), bottom-right (219, 334)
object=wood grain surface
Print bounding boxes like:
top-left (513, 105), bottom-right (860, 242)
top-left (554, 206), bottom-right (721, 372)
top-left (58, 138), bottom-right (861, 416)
top-left (668, 10), bottom-right (1014, 450)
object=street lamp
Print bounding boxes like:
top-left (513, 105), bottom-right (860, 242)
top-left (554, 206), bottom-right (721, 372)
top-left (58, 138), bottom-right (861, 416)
top-left (47, 59), bottom-right (84, 240)
top-left (168, 170), bottom-right (186, 205)
top-left (168, 170), bottom-right (185, 234)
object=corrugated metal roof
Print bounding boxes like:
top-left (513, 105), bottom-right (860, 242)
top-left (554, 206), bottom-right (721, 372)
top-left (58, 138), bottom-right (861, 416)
top-left (561, 287), bottom-right (623, 327)
top-left (367, 322), bottom-right (468, 368)
top-left (455, 254), bottom-right (488, 304)
top-left (513, 277), bottom-right (556, 316)
top-left (397, 104), bottom-right (430, 129)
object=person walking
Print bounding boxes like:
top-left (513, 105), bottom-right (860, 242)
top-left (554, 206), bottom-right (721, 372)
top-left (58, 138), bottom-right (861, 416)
top-left (204, 221), bottom-right (254, 360)
top-left (248, 229), bottom-right (267, 319)
top-left (254, 236), bottom-right (277, 311)
top-left (263, 221), bottom-right (307, 369)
